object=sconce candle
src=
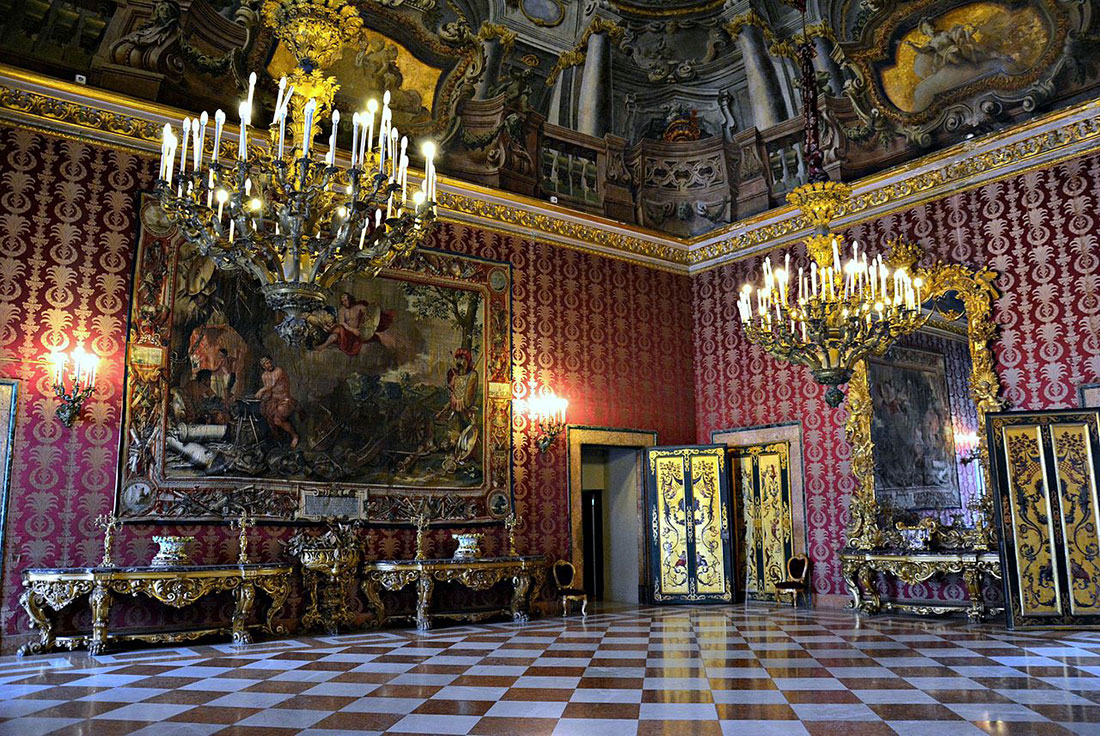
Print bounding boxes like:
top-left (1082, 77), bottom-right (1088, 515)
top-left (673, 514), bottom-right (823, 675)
top-left (47, 346), bottom-right (99, 427)
top-left (522, 390), bottom-right (568, 453)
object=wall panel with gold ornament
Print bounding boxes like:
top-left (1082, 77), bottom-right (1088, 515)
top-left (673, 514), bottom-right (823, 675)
top-left (988, 409), bottom-right (1100, 628)
top-left (646, 445), bottom-right (732, 603)
top-left (731, 442), bottom-right (793, 602)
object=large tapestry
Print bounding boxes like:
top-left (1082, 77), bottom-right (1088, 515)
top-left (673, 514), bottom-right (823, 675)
top-left (118, 198), bottom-right (513, 524)
top-left (868, 347), bottom-right (962, 512)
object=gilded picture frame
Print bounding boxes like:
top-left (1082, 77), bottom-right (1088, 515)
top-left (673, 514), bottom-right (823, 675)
top-left (116, 196), bottom-right (513, 525)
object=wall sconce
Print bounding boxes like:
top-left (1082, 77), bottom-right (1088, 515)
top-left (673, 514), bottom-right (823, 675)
top-left (47, 346), bottom-right (98, 427)
top-left (955, 430), bottom-right (981, 465)
top-left (518, 387), bottom-right (568, 453)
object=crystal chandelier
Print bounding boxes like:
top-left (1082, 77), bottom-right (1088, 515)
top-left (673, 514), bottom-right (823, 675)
top-left (155, 0), bottom-right (438, 346)
top-left (735, 5), bottom-right (926, 408)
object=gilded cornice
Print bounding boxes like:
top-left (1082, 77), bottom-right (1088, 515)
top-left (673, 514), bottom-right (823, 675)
top-left (3, 64), bottom-right (1100, 275)
top-left (725, 10), bottom-right (778, 44)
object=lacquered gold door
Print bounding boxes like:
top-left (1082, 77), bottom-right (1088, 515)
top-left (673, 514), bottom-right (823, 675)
top-left (646, 445), bottom-right (732, 603)
top-left (989, 410), bottom-right (1100, 628)
top-left (732, 442), bottom-right (794, 602)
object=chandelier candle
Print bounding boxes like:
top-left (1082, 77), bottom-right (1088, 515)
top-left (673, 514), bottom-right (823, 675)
top-left (155, 74), bottom-right (439, 346)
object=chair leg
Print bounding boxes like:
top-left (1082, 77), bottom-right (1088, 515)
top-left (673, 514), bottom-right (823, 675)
top-left (581, 597), bottom-right (587, 618)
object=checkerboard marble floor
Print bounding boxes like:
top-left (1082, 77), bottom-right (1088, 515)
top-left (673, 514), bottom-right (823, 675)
top-left (3, 605), bottom-right (1100, 735)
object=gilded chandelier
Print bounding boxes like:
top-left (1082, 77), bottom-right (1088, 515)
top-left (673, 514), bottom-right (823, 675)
top-left (735, 3), bottom-right (926, 408)
top-left (155, 0), bottom-right (438, 345)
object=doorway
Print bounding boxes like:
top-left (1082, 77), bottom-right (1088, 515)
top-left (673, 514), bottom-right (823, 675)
top-left (581, 445), bottom-right (644, 603)
top-left (566, 427), bottom-right (656, 605)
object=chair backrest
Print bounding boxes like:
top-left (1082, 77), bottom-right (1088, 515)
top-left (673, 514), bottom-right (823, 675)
top-left (787, 554), bottom-right (810, 582)
top-left (553, 559), bottom-right (576, 588)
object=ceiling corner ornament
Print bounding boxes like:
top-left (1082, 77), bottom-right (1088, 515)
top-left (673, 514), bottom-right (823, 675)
top-left (154, 0), bottom-right (440, 345)
top-left (477, 23), bottom-right (518, 51)
top-left (839, 0), bottom-right (1082, 147)
top-left (734, 2), bottom-right (927, 408)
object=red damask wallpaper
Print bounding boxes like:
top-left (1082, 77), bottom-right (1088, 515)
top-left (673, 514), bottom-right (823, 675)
top-left (0, 126), bottom-right (695, 650)
top-left (694, 153), bottom-right (1100, 600)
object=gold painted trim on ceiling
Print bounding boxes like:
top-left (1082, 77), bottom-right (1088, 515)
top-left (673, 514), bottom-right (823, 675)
top-left (2, 63), bottom-right (1100, 274)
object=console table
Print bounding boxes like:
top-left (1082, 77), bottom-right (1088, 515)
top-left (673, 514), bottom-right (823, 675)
top-left (18, 563), bottom-right (293, 655)
top-left (839, 549), bottom-right (1002, 623)
top-left (362, 555), bottom-right (546, 630)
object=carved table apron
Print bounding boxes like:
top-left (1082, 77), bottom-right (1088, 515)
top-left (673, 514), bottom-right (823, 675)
top-left (362, 556), bottom-right (546, 631)
top-left (19, 563), bottom-right (293, 655)
top-left (839, 549), bottom-right (1003, 623)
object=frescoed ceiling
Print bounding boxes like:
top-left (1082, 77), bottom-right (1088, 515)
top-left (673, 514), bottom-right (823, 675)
top-left (2, 0), bottom-right (1100, 235)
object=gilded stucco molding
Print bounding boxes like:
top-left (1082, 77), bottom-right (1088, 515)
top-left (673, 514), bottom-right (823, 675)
top-left (545, 17), bottom-right (625, 86)
top-left (3, 64), bottom-right (1100, 274)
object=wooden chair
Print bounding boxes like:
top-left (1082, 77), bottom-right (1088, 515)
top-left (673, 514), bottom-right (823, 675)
top-left (552, 560), bottom-right (587, 618)
top-left (774, 555), bottom-right (811, 608)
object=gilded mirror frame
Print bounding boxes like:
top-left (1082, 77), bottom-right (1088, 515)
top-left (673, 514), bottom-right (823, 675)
top-left (843, 243), bottom-right (1004, 551)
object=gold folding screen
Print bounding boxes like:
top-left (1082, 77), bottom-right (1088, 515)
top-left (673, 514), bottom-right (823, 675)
top-left (988, 410), bottom-right (1100, 627)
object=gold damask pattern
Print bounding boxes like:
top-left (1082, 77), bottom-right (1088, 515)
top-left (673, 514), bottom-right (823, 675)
top-left (1050, 424), bottom-right (1100, 615)
top-left (690, 453), bottom-right (726, 595)
top-left (654, 455), bottom-right (690, 596)
top-left (1002, 425), bottom-right (1061, 617)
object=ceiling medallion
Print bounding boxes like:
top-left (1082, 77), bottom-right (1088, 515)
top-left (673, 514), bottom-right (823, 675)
top-left (735, 2), bottom-right (926, 408)
top-left (154, 0), bottom-right (439, 345)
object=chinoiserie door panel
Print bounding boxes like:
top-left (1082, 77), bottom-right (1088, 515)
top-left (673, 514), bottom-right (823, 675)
top-left (647, 445), bottom-right (733, 603)
top-left (989, 410), bottom-right (1100, 628)
top-left (732, 442), bottom-right (794, 602)
top-left (1050, 423), bottom-right (1100, 616)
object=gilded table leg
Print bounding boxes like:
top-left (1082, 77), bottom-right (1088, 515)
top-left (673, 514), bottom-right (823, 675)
top-left (257, 574), bottom-right (290, 636)
top-left (511, 572), bottom-right (531, 624)
top-left (362, 577), bottom-right (385, 628)
top-left (416, 573), bottom-right (434, 631)
top-left (857, 565), bottom-right (880, 615)
top-left (232, 581), bottom-right (256, 645)
top-left (333, 569), bottom-right (356, 631)
top-left (963, 567), bottom-right (984, 624)
top-left (841, 561), bottom-right (864, 612)
top-left (18, 588), bottom-right (55, 656)
top-left (88, 583), bottom-right (113, 655)
top-left (301, 570), bottom-right (323, 632)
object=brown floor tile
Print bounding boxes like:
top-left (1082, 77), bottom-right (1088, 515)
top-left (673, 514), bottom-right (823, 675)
top-left (636, 720), bottom-right (726, 736)
top-left (784, 690), bottom-right (862, 704)
top-left (579, 677), bottom-right (645, 689)
top-left (367, 684), bottom-right (441, 698)
top-left (707, 677), bottom-right (778, 690)
top-left (24, 700), bottom-right (128, 718)
top-left (166, 706), bottom-right (261, 724)
top-left (469, 716), bottom-right (559, 735)
top-left (500, 688), bottom-right (574, 701)
top-left (209, 726), bottom-right (299, 736)
top-left (524, 666), bottom-right (586, 677)
top-left (413, 698), bottom-right (494, 715)
top-left (448, 675), bottom-right (520, 687)
top-left (271, 694), bottom-right (358, 710)
top-left (641, 689), bottom-right (714, 703)
top-left (310, 711), bottom-right (404, 731)
top-left (868, 703), bottom-right (964, 720)
top-left (925, 689), bottom-right (1016, 704)
top-left (838, 678), bottom-right (917, 690)
top-left (143, 689), bottom-right (228, 705)
top-left (803, 722), bottom-right (897, 736)
top-left (714, 703), bottom-right (798, 720)
top-left (405, 664), bottom-right (470, 674)
top-left (69, 719), bottom-right (165, 735)
top-left (561, 702), bottom-right (640, 719)
top-left (326, 670), bottom-right (395, 683)
top-left (241, 680), bottom-right (313, 694)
